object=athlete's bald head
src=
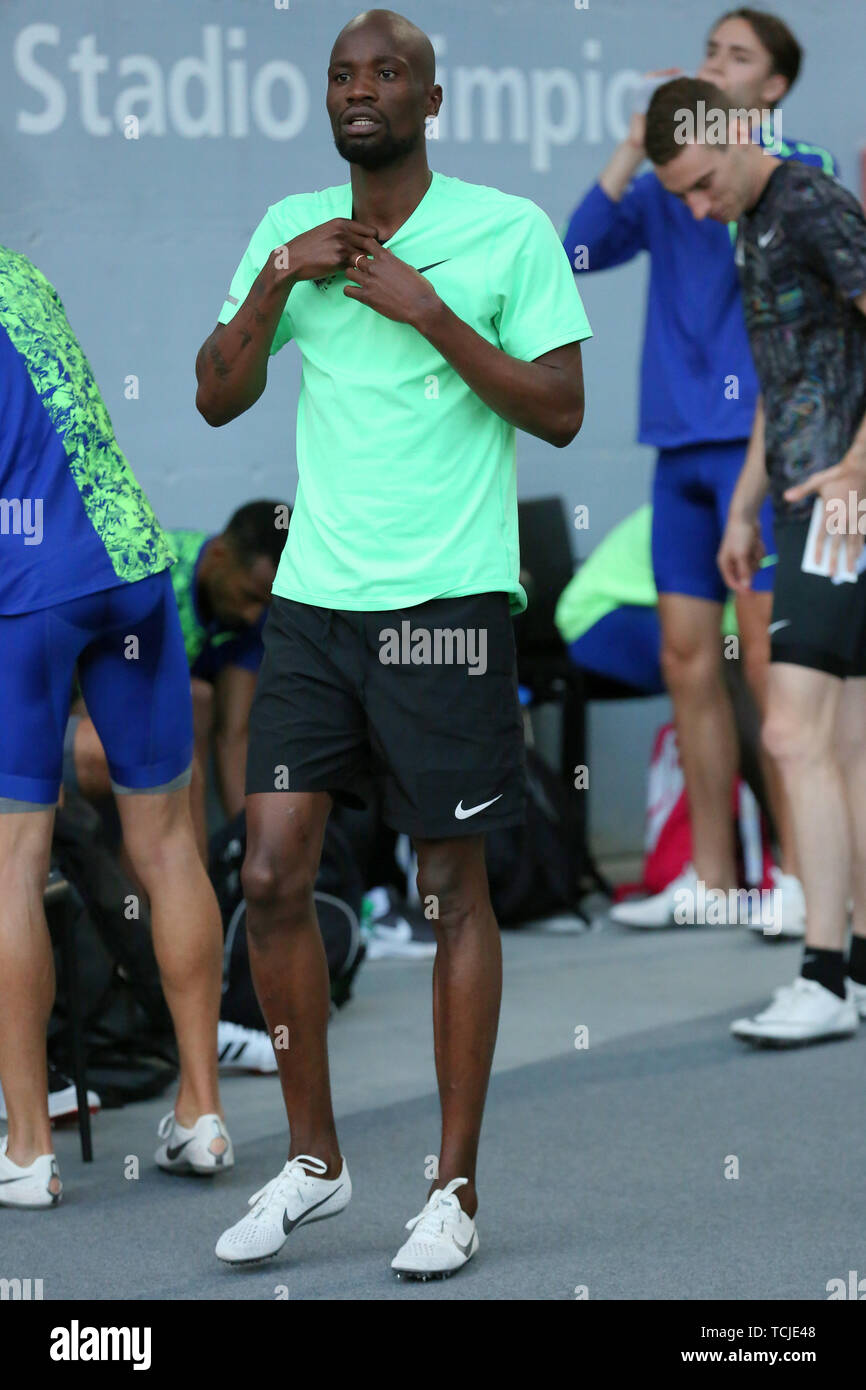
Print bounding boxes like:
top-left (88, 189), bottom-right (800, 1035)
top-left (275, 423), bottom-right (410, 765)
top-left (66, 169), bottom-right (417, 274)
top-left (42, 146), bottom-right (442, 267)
top-left (327, 9), bottom-right (440, 171)
top-left (331, 10), bottom-right (435, 88)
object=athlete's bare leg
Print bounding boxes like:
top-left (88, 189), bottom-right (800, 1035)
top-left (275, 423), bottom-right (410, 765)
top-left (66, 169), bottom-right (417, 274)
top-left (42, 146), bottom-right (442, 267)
top-left (762, 664), bottom-right (847, 950)
top-left (0, 808), bottom-right (57, 1166)
top-left (658, 592), bottom-right (738, 889)
top-left (415, 834), bottom-right (501, 1220)
top-left (115, 784), bottom-right (224, 1126)
top-left (241, 790), bottom-right (341, 1172)
top-left (836, 676), bottom-right (866, 942)
top-left (736, 589), bottom-right (798, 877)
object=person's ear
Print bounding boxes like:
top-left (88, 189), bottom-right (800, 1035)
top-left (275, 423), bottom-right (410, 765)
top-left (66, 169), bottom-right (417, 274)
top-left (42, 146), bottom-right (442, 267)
top-left (760, 72), bottom-right (787, 108)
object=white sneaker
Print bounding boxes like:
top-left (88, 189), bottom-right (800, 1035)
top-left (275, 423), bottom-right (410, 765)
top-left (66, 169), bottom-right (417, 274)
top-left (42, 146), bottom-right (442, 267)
top-left (849, 979), bottom-right (866, 1019)
top-left (0, 1065), bottom-right (101, 1123)
top-left (0, 1137), bottom-right (62, 1209)
top-left (731, 977), bottom-right (858, 1047)
top-left (747, 867), bottom-right (806, 938)
top-left (155, 1112), bottom-right (234, 1175)
top-left (608, 865), bottom-right (699, 930)
top-left (217, 1021), bottom-right (278, 1074)
top-left (215, 1154), bottom-right (351, 1265)
top-left (363, 887), bottom-right (438, 960)
top-left (391, 1177), bottom-right (479, 1280)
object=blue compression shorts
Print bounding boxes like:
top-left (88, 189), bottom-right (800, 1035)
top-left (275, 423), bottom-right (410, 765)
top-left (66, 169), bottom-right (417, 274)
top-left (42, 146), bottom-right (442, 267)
top-left (0, 570), bottom-right (193, 807)
top-left (652, 440), bottom-right (776, 601)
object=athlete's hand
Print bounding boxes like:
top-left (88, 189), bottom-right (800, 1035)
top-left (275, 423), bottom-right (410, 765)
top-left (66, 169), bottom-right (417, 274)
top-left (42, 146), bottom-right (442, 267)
top-left (784, 450), bottom-right (866, 576)
top-left (626, 112), bottom-right (646, 153)
top-left (625, 70), bottom-right (681, 151)
top-left (343, 243), bottom-right (442, 329)
top-left (275, 219), bottom-right (381, 285)
top-left (718, 514), bottom-right (765, 592)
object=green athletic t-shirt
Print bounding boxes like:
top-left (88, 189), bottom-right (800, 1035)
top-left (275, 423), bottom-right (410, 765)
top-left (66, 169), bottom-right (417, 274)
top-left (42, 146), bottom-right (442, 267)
top-left (555, 505), bottom-right (656, 644)
top-left (554, 504), bottom-right (747, 643)
top-left (217, 171), bottom-right (592, 614)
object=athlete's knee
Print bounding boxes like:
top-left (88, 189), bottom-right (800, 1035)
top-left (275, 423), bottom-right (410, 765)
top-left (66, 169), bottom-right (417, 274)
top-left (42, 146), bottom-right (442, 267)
top-left (120, 792), bottom-right (197, 885)
top-left (416, 852), bottom-right (490, 933)
top-left (241, 851), bottom-right (316, 933)
top-left (761, 709), bottom-right (816, 766)
top-left (0, 813), bottom-right (54, 889)
top-left (660, 637), bottom-right (721, 695)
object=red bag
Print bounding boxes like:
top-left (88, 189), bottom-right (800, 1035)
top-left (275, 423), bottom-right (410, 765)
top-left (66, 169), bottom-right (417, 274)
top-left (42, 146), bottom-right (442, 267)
top-left (615, 723), bottom-right (773, 900)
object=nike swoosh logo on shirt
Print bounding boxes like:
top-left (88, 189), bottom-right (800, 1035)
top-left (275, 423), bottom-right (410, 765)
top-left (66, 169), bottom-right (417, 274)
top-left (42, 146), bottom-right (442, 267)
top-left (283, 1182), bottom-right (343, 1234)
top-left (758, 227), bottom-right (777, 248)
top-left (768, 619), bottom-right (791, 635)
top-left (415, 260), bottom-right (451, 274)
top-left (454, 795), bottom-right (503, 820)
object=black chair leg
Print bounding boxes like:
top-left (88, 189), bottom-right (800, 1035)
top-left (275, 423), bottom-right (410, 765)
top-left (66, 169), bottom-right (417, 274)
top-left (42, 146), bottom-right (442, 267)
top-left (60, 902), bottom-right (93, 1163)
top-left (561, 674), bottom-right (613, 900)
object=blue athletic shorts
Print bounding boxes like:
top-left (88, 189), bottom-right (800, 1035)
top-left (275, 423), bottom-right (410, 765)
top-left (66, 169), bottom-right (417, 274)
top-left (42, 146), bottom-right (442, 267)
top-left (0, 570), bottom-right (193, 807)
top-left (652, 440), bottom-right (776, 601)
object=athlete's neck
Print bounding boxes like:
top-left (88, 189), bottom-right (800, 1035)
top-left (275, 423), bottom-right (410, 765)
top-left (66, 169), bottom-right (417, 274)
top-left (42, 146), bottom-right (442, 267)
top-left (744, 150), bottom-right (781, 213)
top-left (350, 156), bottom-right (433, 243)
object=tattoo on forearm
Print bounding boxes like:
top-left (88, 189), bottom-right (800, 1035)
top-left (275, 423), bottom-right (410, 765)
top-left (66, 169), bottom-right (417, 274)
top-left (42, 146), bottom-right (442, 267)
top-left (208, 342), bottom-right (232, 379)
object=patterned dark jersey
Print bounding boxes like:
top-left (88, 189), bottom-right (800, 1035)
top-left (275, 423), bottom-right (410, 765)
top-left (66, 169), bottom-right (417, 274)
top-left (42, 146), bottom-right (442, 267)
top-left (735, 163), bottom-right (866, 520)
top-left (0, 246), bottom-right (174, 614)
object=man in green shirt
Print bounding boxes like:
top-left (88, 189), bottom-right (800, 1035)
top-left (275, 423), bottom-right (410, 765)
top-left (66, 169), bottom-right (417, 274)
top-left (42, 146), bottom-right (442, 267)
top-left (196, 7), bottom-right (590, 1277)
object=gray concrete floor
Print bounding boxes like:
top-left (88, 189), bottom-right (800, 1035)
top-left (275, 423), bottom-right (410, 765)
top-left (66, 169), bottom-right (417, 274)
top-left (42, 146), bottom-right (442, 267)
top-left (4, 917), bottom-right (863, 1300)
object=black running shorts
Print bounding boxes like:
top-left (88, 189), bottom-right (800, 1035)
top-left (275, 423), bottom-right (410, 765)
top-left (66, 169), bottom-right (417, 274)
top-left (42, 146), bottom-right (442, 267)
top-left (246, 592), bottom-right (527, 838)
top-left (770, 520), bottom-right (866, 677)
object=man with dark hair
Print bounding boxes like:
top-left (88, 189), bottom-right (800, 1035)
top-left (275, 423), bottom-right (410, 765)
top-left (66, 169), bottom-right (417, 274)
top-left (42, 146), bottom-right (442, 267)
top-left (563, 8), bottom-right (834, 934)
top-left (196, 7), bottom-right (589, 1277)
top-left (646, 75), bottom-right (866, 1047)
top-left (67, 498), bottom-right (290, 850)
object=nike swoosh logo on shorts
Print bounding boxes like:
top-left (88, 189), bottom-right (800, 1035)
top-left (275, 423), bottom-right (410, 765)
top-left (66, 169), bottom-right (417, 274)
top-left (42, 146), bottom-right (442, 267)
top-left (415, 259), bottom-right (451, 274)
top-left (282, 1182), bottom-right (343, 1234)
top-left (454, 795), bottom-right (503, 820)
top-left (768, 619), bottom-right (791, 635)
top-left (758, 227), bottom-right (777, 248)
